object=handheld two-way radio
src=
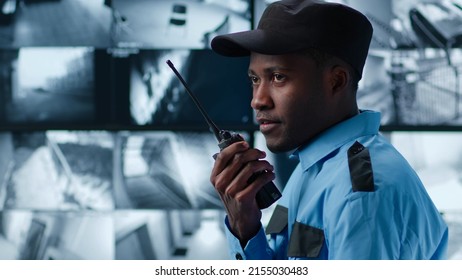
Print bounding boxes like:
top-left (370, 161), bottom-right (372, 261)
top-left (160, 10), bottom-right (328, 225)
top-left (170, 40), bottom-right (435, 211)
top-left (166, 60), bottom-right (281, 209)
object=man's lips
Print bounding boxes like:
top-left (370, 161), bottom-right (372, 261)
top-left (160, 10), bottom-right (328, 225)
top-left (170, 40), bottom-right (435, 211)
top-left (256, 118), bottom-right (281, 133)
top-left (257, 118), bottom-right (277, 125)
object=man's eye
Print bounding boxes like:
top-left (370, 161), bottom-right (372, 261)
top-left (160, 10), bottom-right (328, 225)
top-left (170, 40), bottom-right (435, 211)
top-left (249, 76), bottom-right (259, 84)
top-left (272, 73), bottom-right (285, 82)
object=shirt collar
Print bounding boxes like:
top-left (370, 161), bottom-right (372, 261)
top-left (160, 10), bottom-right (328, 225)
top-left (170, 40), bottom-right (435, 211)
top-left (292, 110), bottom-right (381, 171)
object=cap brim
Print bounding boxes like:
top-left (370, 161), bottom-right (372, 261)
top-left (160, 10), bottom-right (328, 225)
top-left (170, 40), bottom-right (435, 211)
top-left (211, 29), bottom-right (303, 57)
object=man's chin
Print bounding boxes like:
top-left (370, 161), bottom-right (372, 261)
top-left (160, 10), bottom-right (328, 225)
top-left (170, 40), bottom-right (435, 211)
top-left (265, 141), bottom-right (292, 154)
top-left (264, 133), bottom-right (303, 153)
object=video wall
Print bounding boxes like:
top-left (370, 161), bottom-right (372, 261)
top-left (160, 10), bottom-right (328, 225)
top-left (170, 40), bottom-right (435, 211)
top-left (0, 0), bottom-right (461, 260)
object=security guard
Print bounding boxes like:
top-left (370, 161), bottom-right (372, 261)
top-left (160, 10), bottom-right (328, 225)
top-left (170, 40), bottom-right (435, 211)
top-left (210, 0), bottom-right (448, 260)
top-left (225, 110), bottom-right (448, 259)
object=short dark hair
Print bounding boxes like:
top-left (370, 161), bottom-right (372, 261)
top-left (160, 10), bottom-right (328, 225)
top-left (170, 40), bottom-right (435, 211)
top-left (302, 48), bottom-right (360, 92)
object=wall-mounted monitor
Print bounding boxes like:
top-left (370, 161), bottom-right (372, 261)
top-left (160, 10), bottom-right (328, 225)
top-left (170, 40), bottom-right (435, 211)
top-left (0, 210), bottom-right (114, 260)
top-left (114, 131), bottom-right (245, 209)
top-left (0, 47), bottom-right (113, 130)
top-left (110, 0), bottom-right (251, 49)
top-left (129, 49), bottom-right (252, 130)
top-left (358, 49), bottom-right (462, 128)
top-left (115, 210), bottom-right (228, 260)
top-left (351, 0), bottom-right (462, 129)
top-left (0, 130), bottom-right (115, 210)
top-left (0, 0), bottom-right (112, 48)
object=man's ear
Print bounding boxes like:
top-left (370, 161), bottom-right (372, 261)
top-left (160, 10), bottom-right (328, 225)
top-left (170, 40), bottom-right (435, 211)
top-left (329, 65), bottom-right (349, 95)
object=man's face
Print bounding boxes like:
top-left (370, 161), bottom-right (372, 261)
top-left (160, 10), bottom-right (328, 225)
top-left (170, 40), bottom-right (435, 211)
top-left (248, 52), bottom-right (331, 153)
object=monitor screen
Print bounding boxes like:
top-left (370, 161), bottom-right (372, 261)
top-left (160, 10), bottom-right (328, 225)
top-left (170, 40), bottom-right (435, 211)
top-left (350, 0), bottom-right (462, 129)
top-left (115, 131), bottom-right (251, 209)
top-left (0, 211), bottom-right (114, 260)
top-left (129, 49), bottom-right (252, 129)
top-left (110, 0), bottom-right (251, 49)
top-left (114, 210), bottom-right (228, 260)
top-left (0, 0), bottom-right (112, 48)
top-left (358, 49), bottom-right (462, 128)
top-left (0, 47), bottom-right (103, 129)
top-left (0, 130), bottom-right (115, 210)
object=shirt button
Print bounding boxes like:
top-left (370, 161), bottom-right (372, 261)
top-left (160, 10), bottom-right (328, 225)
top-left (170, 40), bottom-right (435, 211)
top-left (235, 253), bottom-right (243, 260)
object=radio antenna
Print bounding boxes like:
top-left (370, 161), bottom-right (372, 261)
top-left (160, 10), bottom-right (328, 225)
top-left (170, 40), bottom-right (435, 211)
top-left (166, 60), bottom-right (221, 141)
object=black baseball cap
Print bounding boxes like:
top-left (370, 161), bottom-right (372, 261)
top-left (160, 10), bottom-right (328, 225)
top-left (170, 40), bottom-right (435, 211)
top-left (211, 0), bottom-right (373, 79)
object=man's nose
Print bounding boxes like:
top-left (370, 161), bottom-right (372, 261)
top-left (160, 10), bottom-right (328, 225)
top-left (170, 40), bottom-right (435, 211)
top-left (251, 84), bottom-right (273, 110)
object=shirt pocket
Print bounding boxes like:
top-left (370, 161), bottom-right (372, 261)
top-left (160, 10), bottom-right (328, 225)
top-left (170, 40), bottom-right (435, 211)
top-left (287, 222), bottom-right (325, 258)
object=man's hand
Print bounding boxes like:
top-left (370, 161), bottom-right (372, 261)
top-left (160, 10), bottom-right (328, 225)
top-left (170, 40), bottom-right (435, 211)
top-left (210, 141), bottom-right (275, 246)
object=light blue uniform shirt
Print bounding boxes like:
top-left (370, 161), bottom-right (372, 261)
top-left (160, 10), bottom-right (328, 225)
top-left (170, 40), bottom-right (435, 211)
top-left (225, 110), bottom-right (448, 259)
